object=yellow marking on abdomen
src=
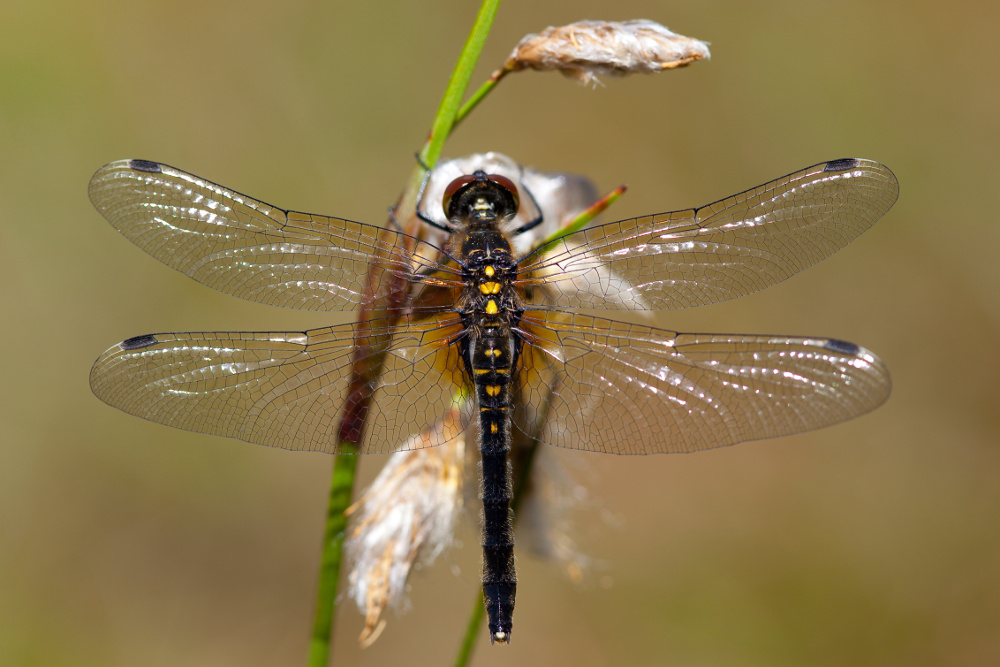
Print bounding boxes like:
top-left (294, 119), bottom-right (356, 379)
top-left (485, 385), bottom-right (501, 396)
top-left (490, 422), bottom-right (498, 434)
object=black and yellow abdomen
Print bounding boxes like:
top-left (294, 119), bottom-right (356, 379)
top-left (455, 220), bottom-right (524, 643)
top-left (470, 323), bottom-right (517, 642)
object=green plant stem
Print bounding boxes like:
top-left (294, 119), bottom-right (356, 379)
top-left (533, 184), bottom-right (627, 254)
top-left (454, 590), bottom-right (487, 667)
top-left (307, 2), bottom-right (501, 665)
top-left (308, 447), bottom-right (359, 667)
top-left (420, 0), bottom-right (501, 170)
top-left (453, 65), bottom-right (510, 130)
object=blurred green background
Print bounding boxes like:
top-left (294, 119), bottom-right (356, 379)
top-left (2, 0), bottom-right (998, 665)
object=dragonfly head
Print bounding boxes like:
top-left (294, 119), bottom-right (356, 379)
top-left (443, 171), bottom-right (520, 227)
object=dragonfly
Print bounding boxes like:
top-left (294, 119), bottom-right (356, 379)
top-left (89, 156), bottom-right (897, 643)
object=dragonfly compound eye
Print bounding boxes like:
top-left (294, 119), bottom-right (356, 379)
top-left (484, 173), bottom-right (520, 211)
top-left (442, 174), bottom-right (479, 218)
top-left (442, 171), bottom-right (520, 221)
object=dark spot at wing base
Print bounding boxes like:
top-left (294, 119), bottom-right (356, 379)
top-left (129, 159), bottom-right (162, 173)
top-left (121, 334), bottom-right (159, 350)
top-left (824, 158), bottom-right (859, 172)
top-left (824, 338), bottom-right (861, 356)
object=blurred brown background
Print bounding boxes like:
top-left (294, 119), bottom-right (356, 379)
top-left (2, 0), bottom-right (998, 665)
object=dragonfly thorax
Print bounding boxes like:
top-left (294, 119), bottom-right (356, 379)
top-left (457, 227), bottom-right (519, 321)
top-left (458, 228), bottom-right (513, 266)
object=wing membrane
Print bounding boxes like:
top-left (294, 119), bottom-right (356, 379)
top-left (512, 310), bottom-right (891, 454)
top-left (90, 316), bottom-right (470, 454)
top-left (518, 159), bottom-right (898, 311)
top-left (89, 159), bottom-right (458, 311)
top-left (91, 158), bottom-right (895, 458)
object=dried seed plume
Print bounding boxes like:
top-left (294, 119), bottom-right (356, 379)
top-left (504, 19), bottom-right (710, 86)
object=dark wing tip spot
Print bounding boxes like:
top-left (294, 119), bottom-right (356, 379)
top-left (120, 334), bottom-right (159, 350)
top-left (825, 338), bottom-right (861, 356)
top-left (824, 158), bottom-right (859, 172)
top-left (128, 159), bottom-right (162, 173)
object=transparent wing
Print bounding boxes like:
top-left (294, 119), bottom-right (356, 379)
top-left (517, 159), bottom-right (898, 311)
top-left (90, 315), bottom-right (470, 454)
top-left (89, 159), bottom-right (459, 311)
top-left (512, 310), bottom-right (891, 454)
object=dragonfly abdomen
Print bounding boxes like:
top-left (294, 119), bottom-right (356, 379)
top-left (470, 329), bottom-right (517, 643)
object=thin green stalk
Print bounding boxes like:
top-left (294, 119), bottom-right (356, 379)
top-left (533, 184), bottom-right (627, 254)
top-left (454, 590), bottom-right (487, 667)
top-left (453, 64), bottom-right (511, 130)
top-left (307, 448), bottom-right (359, 666)
top-left (307, 2), bottom-right (501, 665)
top-left (420, 0), bottom-right (501, 170)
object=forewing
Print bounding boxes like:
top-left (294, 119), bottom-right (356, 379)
top-left (89, 159), bottom-right (456, 311)
top-left (90, 316), bottom-right (470, 454)
top-left (513, 311), bottom-right (890, 454)
top-left (518, 159), bottom-right (898, 311)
